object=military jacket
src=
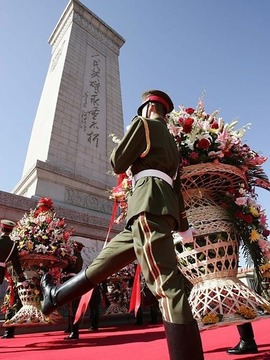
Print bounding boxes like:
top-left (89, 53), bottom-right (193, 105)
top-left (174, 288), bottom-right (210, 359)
top-left (110, 116), bottom-right (189, 231)
top-left (0, 234), bottom-right (24, 284)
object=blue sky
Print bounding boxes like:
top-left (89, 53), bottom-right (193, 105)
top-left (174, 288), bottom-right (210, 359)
top-left (1, 0), bottom-right (270, 237)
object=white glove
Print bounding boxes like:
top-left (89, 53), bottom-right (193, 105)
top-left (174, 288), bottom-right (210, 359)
top-left (177, 228), bottom-right (194, 245)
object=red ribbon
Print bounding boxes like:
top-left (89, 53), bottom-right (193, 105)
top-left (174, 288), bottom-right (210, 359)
top-left (74, 288), bottom-right (93, 324)
top-left (129, 264), bottom-right (141, 316)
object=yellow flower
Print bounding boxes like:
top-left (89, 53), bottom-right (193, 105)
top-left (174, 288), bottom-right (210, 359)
top-left (237, 305), bottom-right (256, 319)
top-left (26, 241), bottom-right (34, 250)
top-left (249, 206), bottom-right (260, 217)
top-left (250, 229), bottom-right (260, 242)
top-left (259, 263), bottom-right (270, 278)
top-left (122, 178), bottom-right (129, 189)
top-left (201, 313), bottom-right (221, 325)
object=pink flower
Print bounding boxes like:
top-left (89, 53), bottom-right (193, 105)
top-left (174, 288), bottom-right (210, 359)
top-left (254, 178), bottom-right (270, 190)
top-left (235, 197), bottom-right (248, 206)
top-left (258, 239), bottom-right (270, 255)
top-left (246, 155), bottom-right (268, 166)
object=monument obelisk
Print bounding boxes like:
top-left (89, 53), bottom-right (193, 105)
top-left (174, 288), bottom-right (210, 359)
top-left (13, 0), bottom-right (125, 223)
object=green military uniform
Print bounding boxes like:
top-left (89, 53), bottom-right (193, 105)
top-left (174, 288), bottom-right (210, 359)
top-left (85, 115), bottom-right (193, 324)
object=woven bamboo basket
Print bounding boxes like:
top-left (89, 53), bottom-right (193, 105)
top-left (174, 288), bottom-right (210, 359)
top-left (4, 255), bottom-right (67, 327)
top-left (176, 163), bottom-right (270, 330)
top-left (3, 281), bottom-right (61, 327)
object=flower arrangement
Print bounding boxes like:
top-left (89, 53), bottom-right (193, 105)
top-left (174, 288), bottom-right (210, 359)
top-left (1, 198), bottom-right (76, 325)
top-left (105, 263), bottom-right (135, 314)
top-left (169, 99), bottom-right (270, 282)
top-left (12, 197), bottom-right (75, 265)
top-left (110, 97), bottom-right (270, 278)
top-left (167, 101), bottom-right (267, 171)
top-left (110, 172), bottom-right (133, 224)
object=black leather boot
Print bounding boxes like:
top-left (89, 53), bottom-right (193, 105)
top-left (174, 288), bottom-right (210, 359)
top-left (41, 270), bottom-right (94, 315)
top-left (64, 331), bottom-right (79, 340)
top-left (64, 323), bottom-right (79, 340)
top-left (163, 320), bottom-right (204, 360)
top-left (227, 323), bottom-right (258, 354)
top-left (2, 327), bottom-right (15, 339)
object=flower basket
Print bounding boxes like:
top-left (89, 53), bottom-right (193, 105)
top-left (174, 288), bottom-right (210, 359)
top-left (3, 198), bottom-right (76, 327)
top-left (19, 254), bottom-right (68, 271)
top-left (176, 163), bottom-right (270, 330)
top-left (105, 287), bottom-right (129, 315)
top-left (3, 254), bottom-right (68, 328)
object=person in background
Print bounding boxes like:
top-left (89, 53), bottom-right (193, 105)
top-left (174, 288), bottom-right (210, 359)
top-left (88, 284), bottom-right (102, 331)
top-left (62, 241), bottom-right (84, 340)
top-left (41, 90), bottom-right (204, 360)
top-left (0, 219), bottom-right (25, 339)
top-left (227, 323), bottom-right (258, 354)
top-left (132, 268), bottom-right (160, 325)
top-left (135, 283), bottom-right (160, 325)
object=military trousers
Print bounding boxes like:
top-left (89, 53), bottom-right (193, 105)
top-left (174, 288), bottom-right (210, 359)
top-left (85, 212), bottom-right (193, 324)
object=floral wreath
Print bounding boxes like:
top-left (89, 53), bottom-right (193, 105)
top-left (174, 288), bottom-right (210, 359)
top-left (12, 197), bottom-right (75, 263)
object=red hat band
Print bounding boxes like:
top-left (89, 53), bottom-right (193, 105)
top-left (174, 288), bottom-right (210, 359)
top-left (2, 224), bottom-right (14, 230)
top-left (147, 95), bottom-right (171, 113)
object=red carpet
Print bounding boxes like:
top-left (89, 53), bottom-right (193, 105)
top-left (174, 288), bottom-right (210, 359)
top-left (1, 319), bottom-right (270, 360)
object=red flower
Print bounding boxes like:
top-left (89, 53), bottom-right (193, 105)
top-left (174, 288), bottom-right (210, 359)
top-left (263, 229), bottom-right (270, 237)
top-left (190, 152), bottom-right (199, 160)
top-left (37, 197), bottom-right (53, 208)
top-left (235, 210), bottom-right (253, 224)
top-left (185, 107), bottom-right (195, 115)
top-left (182, 117), bottom-right (194, 133)
top-left (227, 188), bottom-right (236, 195)
top-left (197, 138), bottom-right (211, 149)
top-left (224, 150), bottom-right (233, 157)
top-left (210, 121), bottom-right (219, 129)
top-left (57, 219), bottom-right (65, 228)
top-left (177, 117), bottom-right (184, 124)
top-left (63, 231), bottom-right (70, 241)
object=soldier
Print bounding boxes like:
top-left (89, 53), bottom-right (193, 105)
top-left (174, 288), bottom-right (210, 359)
top-left (40, 90), bottom-right (204, 360)
top-left (0, 219), bottom-right (25, 338)
top-left (62, 241), bottom-right (84, 340)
